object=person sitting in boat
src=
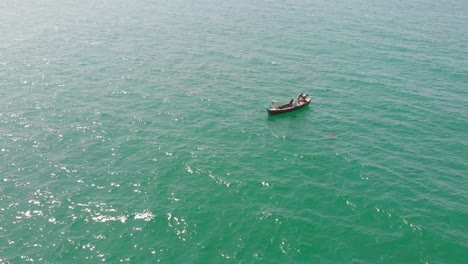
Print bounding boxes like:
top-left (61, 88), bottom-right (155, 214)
top-left (298, 93), bottom-right (307, 103)
top-left (293, 99), bottom-right (298, 107)
top-left (289, 98), bottom-right (294, 106)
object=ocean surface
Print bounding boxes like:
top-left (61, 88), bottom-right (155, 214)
top-left (1, 0), bottom-right (467, 263)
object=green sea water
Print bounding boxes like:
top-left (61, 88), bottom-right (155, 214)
top-left (1, 0), bottom-right (467, 263)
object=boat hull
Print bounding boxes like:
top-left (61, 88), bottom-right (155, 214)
top-left (267, 98), bottom-right (311, 116)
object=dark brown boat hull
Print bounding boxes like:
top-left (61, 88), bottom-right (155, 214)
top-left (267, 98), bottom-right (311, 116)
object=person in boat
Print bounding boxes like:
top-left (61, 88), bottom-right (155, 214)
top-left (289, 99), bottom-right (294, 106)
top-left (298, 93), bottom-right (308, 103)
top-left (292, 99), bottom-right (298, 107)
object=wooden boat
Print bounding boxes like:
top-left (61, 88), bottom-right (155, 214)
top-left (266, 93), bottom-right (312, 116)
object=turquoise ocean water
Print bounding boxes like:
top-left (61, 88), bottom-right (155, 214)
top-left (1, 0), bottom-right (467, 263)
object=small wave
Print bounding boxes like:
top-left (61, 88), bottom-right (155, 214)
top-left (134, 211), bottom-right (155, 221)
